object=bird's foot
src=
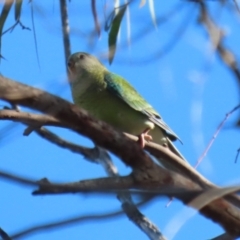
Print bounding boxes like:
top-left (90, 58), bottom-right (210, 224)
top-left (137, 128), bottom-right (152, 148)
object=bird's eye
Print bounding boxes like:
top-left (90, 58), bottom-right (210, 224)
top-left (79, 54), bottom-right (84, 60)
top-left (67, 60), bottom-right (73, 68)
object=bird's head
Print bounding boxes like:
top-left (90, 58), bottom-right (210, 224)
top-left (67, 52), bottom-right (105, 83)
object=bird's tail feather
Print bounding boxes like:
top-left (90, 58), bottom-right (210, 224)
top-left (166, 138), bottom-right (187, 162)
top-left (154, 138), bottom-right (191, 174)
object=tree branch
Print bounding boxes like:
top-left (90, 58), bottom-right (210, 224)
top-left (0, 110), bottom-right (165, 239)
top-left (1, 75), bottom-right (240, 237)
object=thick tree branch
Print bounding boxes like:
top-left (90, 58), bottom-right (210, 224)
top-left (1, 75), bottom-right (240, 237)
top-left (0, 110), bottom-right (165, 239)
top-left (0, 109), bottom-right (63, 127)
top-left (0, 109), bottom-right (230, 193)
top-left (0, 75), bottom-right (153, 170)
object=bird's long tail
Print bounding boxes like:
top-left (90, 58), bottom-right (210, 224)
top-left (154, 138), bottom-right (191, 174)
top-left (167, 138), bottom-right (187, 162)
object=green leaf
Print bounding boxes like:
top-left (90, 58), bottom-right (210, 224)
top-left (0, 0), bottom-right (14, 57)
top-left (108, 4), bottom-right (127, 65)
top-left (14, 0), bottom-right (23, 21)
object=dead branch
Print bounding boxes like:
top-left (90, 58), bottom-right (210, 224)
top-left (0, 106), bottom-right (165, 239)
top-left (198, 2), bottom-right (240, 87)
top-left (1, 75), bottom-right (240, 237)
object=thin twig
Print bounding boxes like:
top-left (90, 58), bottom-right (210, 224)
top-left (59, 0), bottom-right (71, 74)
top-left (30, 1), bottom-right (40, 69)
top-left (199, 1), bottom-right (240, 87)
top-left (36, 127), bottom-right (112, 164)
top-left (194, 104), bottom-right (240, 168)
top-left (10, 198), bottom-right (151, 240)
top-left (2, 20), bottom-right (30, 36)
top-left (91, 0), bottom-right (101, 37)
top-left (235, 148), bottom-right (240, 164)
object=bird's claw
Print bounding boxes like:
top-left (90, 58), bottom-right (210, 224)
top-left (137, 128), bottom-right (152, 148)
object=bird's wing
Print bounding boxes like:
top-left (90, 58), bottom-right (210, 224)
top-left (104, 72), bottom-right (180, 141)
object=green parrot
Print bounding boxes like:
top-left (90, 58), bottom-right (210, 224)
top-left (68, 52), bottom-right (188, 171)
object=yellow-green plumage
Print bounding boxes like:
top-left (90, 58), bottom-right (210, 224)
top-left (68, 52), bottom-right (188, 171)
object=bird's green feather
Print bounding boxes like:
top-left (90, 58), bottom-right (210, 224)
top-left (67, 52), bottom-right (188, 169)
top-left (104, 72), bottom-right (179, 141)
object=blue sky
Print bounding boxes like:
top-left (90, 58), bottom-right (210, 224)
top-left (0, 1), bottom-right (239, 239)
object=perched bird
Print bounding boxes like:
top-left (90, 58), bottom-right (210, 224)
top-left (68, 52), bottom-right (188, 170)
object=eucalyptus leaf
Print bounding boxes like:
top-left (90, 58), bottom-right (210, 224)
top-left (108, 5), bottom-right (127, 64)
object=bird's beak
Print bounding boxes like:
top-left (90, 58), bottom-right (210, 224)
top-left (67, 59), bottom-right (76, 83)
top-left (67, 59), bottom-right (75, 72)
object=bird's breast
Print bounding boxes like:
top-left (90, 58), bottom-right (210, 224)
top-left (73, 87), bottom-right (153, 135)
